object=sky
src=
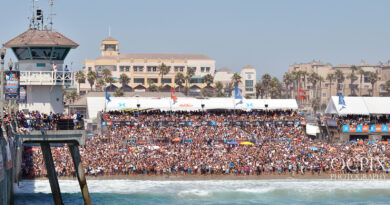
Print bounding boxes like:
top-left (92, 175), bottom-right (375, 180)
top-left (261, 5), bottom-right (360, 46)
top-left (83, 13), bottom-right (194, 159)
top-left (1, 0), bottom-right (390, 80)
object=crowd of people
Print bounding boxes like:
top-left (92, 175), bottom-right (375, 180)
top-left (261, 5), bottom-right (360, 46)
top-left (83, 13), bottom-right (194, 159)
top-left (20, 110), bottom-right (390, 178)
top-left (325, 115), bottom-right (390, 126)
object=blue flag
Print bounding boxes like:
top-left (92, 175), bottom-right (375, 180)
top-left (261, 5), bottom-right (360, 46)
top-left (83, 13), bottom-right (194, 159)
top-left (105, 88), bottom-right (111, 102)
top-left (234, 86), bottom-right (243, 99)
top-left (338, 93), bottom-right (346, 106)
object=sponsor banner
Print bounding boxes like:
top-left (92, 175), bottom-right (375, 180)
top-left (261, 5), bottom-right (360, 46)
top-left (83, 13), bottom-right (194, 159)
top-left (382, 125), bottom-right (389, 132)
top-left (342, 125), bottom-right (350, 133)
top-left (369, 125), bottom-right (376, 133)
top-left (362, 125), bottom-right (369, 132)
top-left (101, 121), bottom-right (107, 126)
top-left (349, 125), bottom-right (356, 133)
top-left (356, 125), bottom-right (363, 133)
top-left (19, 85), bottom-right (27, 103)
top-left (4, 71), bottom-right (20, 100)
top-left (376, 125), bottom-right (383, 132)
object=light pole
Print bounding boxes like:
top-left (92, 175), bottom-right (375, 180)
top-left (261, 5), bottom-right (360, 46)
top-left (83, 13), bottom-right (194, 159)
top-left (7, 59), bottom-right (13, 116)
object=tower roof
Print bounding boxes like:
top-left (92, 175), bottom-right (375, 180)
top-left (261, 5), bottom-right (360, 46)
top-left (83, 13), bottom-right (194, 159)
top-left (3, 29), bottom-right (78, 48)
top-left (103, 36), bottom-right (118, 42)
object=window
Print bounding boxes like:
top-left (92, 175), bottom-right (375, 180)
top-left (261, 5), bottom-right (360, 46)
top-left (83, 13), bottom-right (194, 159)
top-left (206, 67), bottom-right (210, 72)
top-left (88, 67), bottom-right (92, 71)
top-left (246, 88), bottom-right (253, 92)
top-left (153, 67), bottom-right (157, 72)
top-left (364, 72), bottom-right (370, 83)
top-left (245, 80), bottom-right (253, 87)
top-left (174, 66), bottom-right (184, 72)
top-left (162, 78), bottom-right (172, 84)
top-left (148, 78), bottom-right (158, 84)
top-left (51, 48), bottom-right (70, 60)
top-left (180, 67), bottom-right (184, 72)
top-left (134, 66), bottom-right (144, 72)
top-left (126, 66), bottom-right (130, 72)
top-left (201, 67), bottom-right (205, 72)
top-left (12, 47), bottom-right (30, 60)
top-left (322, 93), bottom-right (326, 97)
top-left (120, 66), bottom-right (124, 72)
top-left (30, 47), bottom-right (52, 60)
top-left (364, 85), bottom-right (369, 89)
top-left (104, 44), bottom-right (116, 51)
top-left (380, 84), bottom-right (385, 91)
top-left (134, 78), bottom-right (145, 84)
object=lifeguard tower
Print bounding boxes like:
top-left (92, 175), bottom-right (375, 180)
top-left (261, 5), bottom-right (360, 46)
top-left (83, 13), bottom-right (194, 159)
top-left (3, 1), bottom-right (78, 114)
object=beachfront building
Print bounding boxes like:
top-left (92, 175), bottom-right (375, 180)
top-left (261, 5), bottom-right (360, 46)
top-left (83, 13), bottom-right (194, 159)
top-left (214, 65), bottom-right (257, 97)
top-left (288, 60), bottom-right (389, 109)
top-left (79, 37), bottom-right (216, 94)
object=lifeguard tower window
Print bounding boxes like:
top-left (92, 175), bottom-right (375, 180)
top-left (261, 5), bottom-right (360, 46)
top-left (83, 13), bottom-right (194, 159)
top-left (12, 47), bottom-right (31, 60)
top-left (51, 48), bottom-right (70, 60)
top-left (104, 44), bottom-right (116, 51)
top-left (31, 47), bottom-right (52, 60)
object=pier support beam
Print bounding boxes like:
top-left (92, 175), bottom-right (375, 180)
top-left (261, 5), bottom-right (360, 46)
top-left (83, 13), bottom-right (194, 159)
top-left (69, 144), bottom-right (91, 205)
top-left (41, 142), bottom-right (63, 205)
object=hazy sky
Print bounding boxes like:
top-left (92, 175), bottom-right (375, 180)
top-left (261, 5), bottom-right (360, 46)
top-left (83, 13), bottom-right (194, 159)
top-left (1, 0), bottom-right (390, 80)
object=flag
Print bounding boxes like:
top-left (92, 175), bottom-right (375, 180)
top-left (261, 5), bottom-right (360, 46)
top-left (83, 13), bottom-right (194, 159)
top-left (234, 86), bottom-right (243, 105)
top-left (105, 88), bottom-right (111, 102)
top-left (298, 88), bottom-right (306, 100)
top-left (171, 88), bottom-right (177, 104)
top-left (338, 93), bottom-right (346, 106)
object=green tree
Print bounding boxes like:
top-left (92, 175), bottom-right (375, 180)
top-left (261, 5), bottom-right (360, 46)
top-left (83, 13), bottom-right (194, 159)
top-left (158, 63), bottom-right (170, 85)
top-left (224, 82), bottom-right (234, 97)
top-left (75, 71), bottom-right (85, 94)
top-left (347, 72), bottom-right (358, 96)
top-left (283, 72), bottom-right (294, 98)
top-left (215, 81), bottom-right (224, 93)
top-left (368, 72), bottom-right (378, 96)
top-left (270, 77), bottom-right (282, 99)
top-left (307, 72), bottom-right (319, 99)
top-left (326, 73), bottom-right (335, 97)
top-left (97, 78), bottom-right (106, 91)
top-left (358, 68), bottom-right (365, 96)
top-left (201, 88), bottom-right (213, 97)
top-left (185, 67), bottom-right (195, 95)
top-left (119, 74), bottom-right (130, 89)
top-left (255, 82), bottom-right (265, 99)
top-left (102, 68), bottom-right (112, 83)
top-left (175, 72), bottom-right (185, 91)
top-left (231, 73), bottom-right (242, 87)
top-left (301, 71), bottom-right (308, 89)
top-left (87, 71), bottom-right (97, 91)
top-left (385, 80), bottom-right (390, 96)
top-left (106, 76), bottom-right (115, 87)
top-left (311, 98), bottom-right (320, 113)
top-left (114, 88), bottom-right (124, 97)
top-left (335, 69), bottom-right (344, 94)
top-left (204, 74), bottom-right (214, 86)
top-left (261, 73), bottom-right (272, 98)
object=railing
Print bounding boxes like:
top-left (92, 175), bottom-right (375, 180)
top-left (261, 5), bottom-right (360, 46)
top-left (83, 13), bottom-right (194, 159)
top-left (20, 71), bottom-right (74, 86)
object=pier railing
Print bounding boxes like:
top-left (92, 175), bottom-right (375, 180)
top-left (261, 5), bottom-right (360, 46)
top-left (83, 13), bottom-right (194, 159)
top-left (20, 71), bottom-right (74, 86)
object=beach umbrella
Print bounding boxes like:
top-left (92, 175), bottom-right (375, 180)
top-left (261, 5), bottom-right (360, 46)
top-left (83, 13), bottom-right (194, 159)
top-left (240, 141), bottom-right (254, 146)
top-left (228, 141), bottom-right (239, 145)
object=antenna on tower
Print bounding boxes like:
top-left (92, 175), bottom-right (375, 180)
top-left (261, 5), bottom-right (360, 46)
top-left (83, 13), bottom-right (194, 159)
top-left (30, 0), bottom-right (37, 29)
top-left (49, 0), bottom-right (55, 30)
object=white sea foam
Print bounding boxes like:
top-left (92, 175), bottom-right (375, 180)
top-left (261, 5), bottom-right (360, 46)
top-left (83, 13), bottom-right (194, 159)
top-left (14, 179), bottom-right (390, 195)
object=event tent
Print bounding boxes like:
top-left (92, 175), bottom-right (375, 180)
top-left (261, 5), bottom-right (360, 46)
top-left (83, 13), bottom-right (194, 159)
top-left (87, 97), bottom-right (298, 119)
top-left (325, 96), bottom-right (390, 115)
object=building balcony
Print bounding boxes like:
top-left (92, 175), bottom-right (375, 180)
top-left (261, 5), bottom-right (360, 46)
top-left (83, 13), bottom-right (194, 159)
top-left (20, 71), bottom-right (74, 86)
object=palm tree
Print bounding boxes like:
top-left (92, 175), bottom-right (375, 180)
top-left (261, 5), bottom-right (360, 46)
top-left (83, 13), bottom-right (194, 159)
top-left (292, 71), bottom-right (301, 99)
top-left (119, 74), bottom-right (130, 89)
top-left (75, 71), bottom-right (85, 94)
top-left (261, 73), bottom-right (272, 98)
top-left (335, 69), bottom-right (344, 94)
top-left (358, 68), bottom-right (365, 96)
top-left (224, 82), bottom-right (234, 97)
top-left (102, 68), bottom-right (112, 83)
top-left (270, 77), bottom-right (282, 99)
top-left (347, 72), bottom-right (358, 96)
top-left (283, 72), bottom-right (293, 98)
top-left (311, 98), bottom-right (320, 113)
top-left (215, 81), bottom-right (223, 93)
top-left (368, 72), bottom-right (378, 96)
top-left (106, 76), bottom-right (115, 88)
top-left (114, 88), bottom-right (124, 97)
top-left (326, 73), bottom-right (335, 97)
top-left (307, 72), bottom-right (319, 99)
top-left (97, 78), bottom-right (106, 91)
top-left (175, 72), bottom-right (185, 92)
top-left (350, 65), bottom-right (358, 74)
top-left (158, 63), bottom-right (169, 85)
top-left (87, 71), bottom-right (97, 91)
top-left (185, 67), bottom-right (195, 95)
top-left (231, 73), bottom-right (242, 87)
top-left (318, 76), bottom-right (324, 101)
top-left (204, 74), bottom-right (214, 86)
top-left (255, 82), bottom-right (265, 99)
top-left (301, 71), bottom-right (308, 89)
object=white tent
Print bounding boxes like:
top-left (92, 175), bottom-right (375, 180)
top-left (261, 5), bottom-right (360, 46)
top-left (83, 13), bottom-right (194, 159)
top-left (325, 96), bottom-right (390, 115)
top-left (87, 97), bottom-right (298, 119)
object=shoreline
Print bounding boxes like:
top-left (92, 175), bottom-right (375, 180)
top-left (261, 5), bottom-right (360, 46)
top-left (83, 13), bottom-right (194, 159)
top-left (26, 173), bottom-right (390, 181)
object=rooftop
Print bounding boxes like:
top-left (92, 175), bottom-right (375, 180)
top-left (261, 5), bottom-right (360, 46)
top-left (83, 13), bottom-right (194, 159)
top-left (96, 53), bottom-right (214, 61)
top-left (4, 29), bottom-right (78, 48)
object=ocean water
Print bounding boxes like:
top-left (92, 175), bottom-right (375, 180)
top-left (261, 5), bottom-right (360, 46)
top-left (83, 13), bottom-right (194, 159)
top-left (14, 179), bottom-right (390, 205)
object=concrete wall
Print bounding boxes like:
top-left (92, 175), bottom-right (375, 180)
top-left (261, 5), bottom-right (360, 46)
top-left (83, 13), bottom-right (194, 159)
top-left (19, 85), bottom-right (64, 113)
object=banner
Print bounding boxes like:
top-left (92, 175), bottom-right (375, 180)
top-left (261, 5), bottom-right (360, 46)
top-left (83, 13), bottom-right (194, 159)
top-left (344, 124), bottom-right (389, 133)
top-left (19, 85), bottom-right (27, 103)
top-left (5, 71), bottom-right (20, 100)
top-left (342, 125), bottom-right (350, 133)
